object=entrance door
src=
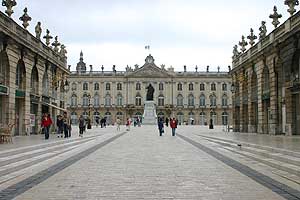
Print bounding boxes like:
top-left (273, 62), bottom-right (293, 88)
top-left (292, 94), bottom-right (300, 135)
top-left (15, 99), bottom-right (22, 136)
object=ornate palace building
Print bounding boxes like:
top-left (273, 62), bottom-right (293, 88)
top-left (0, 3), bottom-right (70, 135)
top-left (66, 53), bottom-right (232, 126)
top-left (230, 2), bottom-right (300, 135)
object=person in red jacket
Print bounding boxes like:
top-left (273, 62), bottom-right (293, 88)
top-left (170, 117), bottom-right (177, 136)
top-left (41, 113), bottom-right (53, 140)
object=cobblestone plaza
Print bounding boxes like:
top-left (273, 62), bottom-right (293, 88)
top-left (0, 126), bottom-right (299, 199)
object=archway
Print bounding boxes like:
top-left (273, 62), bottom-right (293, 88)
top-left (0, 50), bottom-right (9, 125)
top-left (251, 71), bottom-right (258, 133)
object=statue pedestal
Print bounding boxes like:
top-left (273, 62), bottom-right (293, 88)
top-left (143, 101), bottom-right (157, 125)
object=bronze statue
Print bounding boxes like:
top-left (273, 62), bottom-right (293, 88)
top-left (146, 84), bottom-right (155, 101)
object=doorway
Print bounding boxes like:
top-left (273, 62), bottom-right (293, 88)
top-left (292, 93), bottom-right (300, 135)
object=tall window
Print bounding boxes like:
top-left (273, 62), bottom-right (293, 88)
top-left (222, 83), bottom-right (227, 91)
top-left (136, 82), bottom-right (141, 90)
top-left (158, 95), bottom-right (164, 106)
top-left (94, 83), bottom-right (99, 90)
top-left (30, 66), bottom-right (39, 94)
top-left (94, 94), bottom-right (100, 106)
top-left (200, 94), bottom-right (206, 106)
top-left (83, 82), bottom-right (88, 91)
top-left (222, 95), bottom-right (228, 106)
top-left (71, 94), bottom-right (77, 106)
top-left (135, 94), bottom-right (142, 106)
top-left (189, 83), bottom-right (194, 91)
top-left (117, 94), bottom-right (123, 106)
top-left (222, 112), bottom-right (229, 125)
top-left (210, 95), bottom-right (217, 106)
top-left (211, 83), bottom-right (216, 91)
top-left (177, 83), bottom-right (182, 91)
top-left (71, 83), bottom-right (77, 91)
top-left (117, 83), bottom-right (122, 90)
top-left (82, 94), bottom-right (89, 106)
top-left (200, 83), bottom-right (205, 91)
top-left (106, 83), bottom-right (111, 90)
top-left (159, 83), bottom-right (164, 91)
top-left (263, 66), bottom-right (270, 94)
top-left (42, 72), bottom-right (49, 96)
top-left (210, 111), bottom-right (217, 125)
top-left (0, 51), bottom-right (8, 85)
top-left (16, 60), bottom-right (26, 90)
top-left (188, 94), bottom-right (194, 106)
top-left (177, 112), bottom-right (184, 125)
top-left (105, 94), bottom-right (111, 106)
top-left (177, 94), bottom-right (183, 106)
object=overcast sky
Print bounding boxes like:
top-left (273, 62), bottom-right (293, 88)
top-left (3, 0), bottom-right (290, 71)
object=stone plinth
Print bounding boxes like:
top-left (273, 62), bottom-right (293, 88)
top-left (143, 101), bottom-right (157, 125)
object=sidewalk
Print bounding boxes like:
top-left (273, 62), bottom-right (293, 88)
top-left (179, 125), bottom-right (300, 152)
top-left (0, 126), bottom-right (116, 152)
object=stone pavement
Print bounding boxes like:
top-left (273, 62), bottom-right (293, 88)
top-left (3, 125), bottom-right (293, 200)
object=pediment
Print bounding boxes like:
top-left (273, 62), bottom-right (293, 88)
top-left (127, 63), bottom-right (172, 78)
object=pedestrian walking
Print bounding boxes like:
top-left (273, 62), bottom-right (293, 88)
top-left (158, 118), bottom-right (164, 136)
top-left (78, 115), bottom-right (85, 137)
top-left (126, 118), bottom-right (131, 131)
top-left (165, 117), bottom-right (169, 127)
top-left (56, 115), bottom-right (64, 138)
top-left (170, 117), bottom-right (177, 136)
top-left (41, 113), bottom-right (52, 140)
top-left (63, 112), bottom-right (71, 138)
top-left (116, 117), bottom-right (121, 131)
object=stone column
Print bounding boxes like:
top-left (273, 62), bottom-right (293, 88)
top-left (256, 61), bottom-right (264, 134)
top-left (24, 53), bottom-right (34, 135)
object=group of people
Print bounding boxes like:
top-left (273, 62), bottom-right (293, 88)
top-left (158, 117), bottom-right (178, 137)
top-left (41, 112), bottom-right (71, 140)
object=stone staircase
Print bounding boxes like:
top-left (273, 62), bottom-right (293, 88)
top-left (196, 134), bottom-right (300, 178)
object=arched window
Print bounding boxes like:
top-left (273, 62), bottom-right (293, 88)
top-left (106, 83), bottom-right (111, 90)
top-left (222, 95), bottom-right (228, 106)
top-left (200, 94), bottom-right (206, 106)
top-left (94, 94), bottom-right (100, 106)
top-left (211, 83), bottom-right (216, 91)
top-left (222, 83), bottom-right (227, 91)
top-left (222, 112), bottom-right (229, 125)
top-left (200, 83), bottom-right (205, 91)
top-left (136, 82), bottom-right (141, 90)
top-left (71, 112), bottom-right (78, 124)
top-left (210, 95), bottom-right (217, 106)
top-left (117, 83), bottom-right (122, 90)
top-left (83, 82), bottom-right (88, 90)
top-left (177, 94), bottom-right (183, 106)
top-left (94, 83), bottom-right (99, 90)
top-left (117, 94), bottom-right (123, 106)
top-left (159, 83), bottom-right (164, 91)
top-left (105, 112), bottom-right (112, 125)
top-left (30, 66), bottom-right (39, 94)
top-left (199, 112), bottom-right (206, 125)
top-left (16, 60), bottom-right (26, 90)
top-left (263, 66), bottom-right (270, 94)
top-left (42, 72), bottom-right (49, 96)
top-left (188, 112), bottom-right (195, 125)
top-left (71, 82), bottom-right (77, 91)
top-left (188, 94), bottom-right (194, 106)
top-left (135, 94), bottom-right (142, 106)
top-left (177, 83), bottom-right (182, 91)
top-left (189, 83), bottom-right (193, 91)
top-left (71, 94), bottom-right (77, 106)
top-left (177, 112), bottom-right (184, 125)
top-left (210, 111), bottom-right (217, 125)
top-left (82, 111), bottom-right (89, 119)
top-left (82, 94), bottom-right (89, 106)
top-left (105, 94), bottom-right (111, 106)
top-left (158, 94), bottom-right (164, 106)
top-left (0, 51), bottom-right (9, 86)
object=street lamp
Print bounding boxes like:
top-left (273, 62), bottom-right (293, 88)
top-left (231, 83), bottom-right (236, 93)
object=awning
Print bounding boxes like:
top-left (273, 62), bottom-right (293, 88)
top-left (42, 103), bottom-right (67, 112)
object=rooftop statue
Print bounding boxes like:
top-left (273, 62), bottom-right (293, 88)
top-left (35, 22), bottom-right (42, 40)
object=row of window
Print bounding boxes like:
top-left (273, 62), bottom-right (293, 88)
top-left (70, 94), bottom-right (229, 107)
top-left (73, 82), bottom-right (229, 92)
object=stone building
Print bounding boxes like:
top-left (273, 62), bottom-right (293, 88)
top-left (230, 2), bottom-right (300, 135)
top-left (0, 5), bottom-right (70, 135)
top-left (66, 53), bottom-right (232, 126)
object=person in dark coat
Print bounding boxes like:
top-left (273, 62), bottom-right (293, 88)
top-left (78, 115), bottom-right (85, 137)
top-left (56, 115), bottom-right (64, 138)
top-left (165, 117), bottom-right (169, 127)
top-left (158, 118), bottom-right (164, 136)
